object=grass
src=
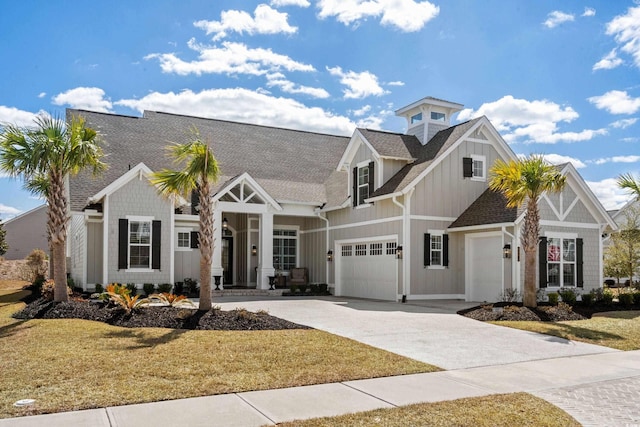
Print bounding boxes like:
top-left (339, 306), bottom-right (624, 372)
top-left (275, 393), bottom-right (580, 427)
top-left (0, 289), bottom-right (438, 419)
top-left (491, 311), bottom-right (640, 350)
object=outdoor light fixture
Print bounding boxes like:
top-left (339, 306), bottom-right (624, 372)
top-left (396, 245), bottom-right (403, 259)
top-left (251, 245), bottom-right (257, 256)
top-left (503, 244), bottom-right (512, 259)
top-left (327, 250), bottom-right (333, 262)
top-left (222, 217), bottom-right (228, 229)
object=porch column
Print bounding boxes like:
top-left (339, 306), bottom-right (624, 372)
top-left (257, 211), bottom-right (275, 289)
top-left (212, 206), bottom-right (224, 289)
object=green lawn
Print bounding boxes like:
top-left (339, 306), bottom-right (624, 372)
top-left (0, 289), bottom-right (437, 419)
top-left (491, 310), bottom-right (640, 350)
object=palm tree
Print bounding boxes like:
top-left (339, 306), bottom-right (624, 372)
top-left (0, 114), bottom-right (106, 301)
top-left (150, 131), bottom-right (220, 311)
top-left (618, 173), bottom-right (640, 200)
top-left (489, 155), bottom-right (566, 308)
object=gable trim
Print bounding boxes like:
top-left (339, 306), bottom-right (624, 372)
top-left (212, 172), bottom-right (282, 211)
top-left (337, 129), bottom-right (381, 171)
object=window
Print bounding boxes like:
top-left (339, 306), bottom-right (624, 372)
top-left (546, 237), bottom-right (576, 287)
top-left (358, 165), bottom-right (370, 205)
top-left (430, 112), bottom-right (446, 122)
top-left (370, 243), bottom-right (383, 256)
top-left (355, 244), bottom-right (367, 256)
top-left (471, 155), bottom-right (485, 181)
top-left (353, 161), bottom-right (374, 207)
top-left (424, 232), bottom-right (449, 267)
top-left (177, 232), bottom-right (190, 248)
top-left (342, 245), bottom-right (352, 257)
top-left (129, 220), bottom-right (151, 269)
top-left (273, 229), bottom-right (297, 271)
top-left (410, 112), bottom-right (423, 124)
top-left (386, 242), bottom-right (397, 255)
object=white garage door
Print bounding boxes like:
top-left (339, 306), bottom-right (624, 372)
top-left (467, 234), bottom-right (503, 302)
top-left (339, 240), bottom-right (397, 301)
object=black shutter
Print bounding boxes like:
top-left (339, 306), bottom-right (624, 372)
top-left (424, 233), bottom-right (431, 266)
top-left (539, 236), bottom-right (547, 288)
top-left (463, 157), bottom-right (473, 178)
top-left (576, 238), bottom-right (584, 288)
top-left (443, 234), bottom-right (449, 267)
top-left (368, 161), bottom-right (375, 200)
top-left (152, 220), bottom-right (161, 270)
top-left (190, 231), bottom-right (200, 249)
top-left (352, 166), bottom-right (358, 207)
top-left (118, 219), bottom-right (128, 270)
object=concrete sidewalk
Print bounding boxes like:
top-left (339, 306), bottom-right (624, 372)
top-left (2, 350), bottom-right (639, 427)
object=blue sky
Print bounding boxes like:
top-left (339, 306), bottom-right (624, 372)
top-left (1, 0), bottom-right (639, 220)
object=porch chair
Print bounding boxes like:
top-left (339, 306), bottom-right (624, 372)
top-left (289, 268), bottom-right (308, 286)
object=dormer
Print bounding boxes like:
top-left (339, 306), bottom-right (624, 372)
top-left (395, 97), bottom-right (464, 145)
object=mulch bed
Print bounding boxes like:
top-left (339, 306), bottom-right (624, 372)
top-left (460, 301), bottom-right (639, 322)
top-left (13, 298), bottom-right (311, 331)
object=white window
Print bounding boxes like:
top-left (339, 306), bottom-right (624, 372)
top-left (547, 237), bottom-right (576, 287)
top-left (129, 220), bottom-right (151, 269)
top-left (430, 234), bottom-right (443, 266)
top-left (370, 243), bottom-right (383, 256)
top-left (355, 244), bottom-right (367, 256)
top-left (177, 232), bottom-right (190, 248)
top-left (471, 155), bottom-right (486, 181)
top-left (358, 165), bottom-right (370, 205)
top-left (410, 112), bottom-right (423, 124)
top-left (273, 229), bottom-right (297, 271)
top-left (430, 112), bottom-right (446, 122)
top-left (386, 242), bottom-right (397, 255)
top-left (342, 245), bottom-right (352, 257)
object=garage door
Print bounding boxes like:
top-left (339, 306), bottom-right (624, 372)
top-left (339, 240), bottom-right (397, 301)
top-left (467, 234), bottom-right (502, 302)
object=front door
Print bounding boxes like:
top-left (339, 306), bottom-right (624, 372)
top-left (222, 236), bottom-right (233, 285)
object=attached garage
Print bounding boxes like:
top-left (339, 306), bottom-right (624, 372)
top-left (337, 239), bottom-right (398, 301)
top-left (465, 232), bottom-right (503, 302)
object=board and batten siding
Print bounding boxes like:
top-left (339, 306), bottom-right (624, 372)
top-left (69, 213), bottom-right (85, 287)
top-left (107, 177), bottom-right (173, 284)
top-left (86, 221), bottom-right (103, 286)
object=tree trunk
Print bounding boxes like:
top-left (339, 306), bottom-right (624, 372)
top-left (52, 240), bottom-right (68, 302)
top-left (48, 170), bottom-right (69, 302)
top-left (198, 182), bottom-right (213, 311)
top-left (523, 247), bottom-right (537, 307)
top-left (521, 198), bottom-right (540, 308)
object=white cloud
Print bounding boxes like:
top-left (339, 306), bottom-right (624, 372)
top-left (0, 203), bottom-right (21, 216)
top-left (611, 118), bottom-right (638, 129)
top-left (593, 49), bottom-right (623, 71)
top-left (543, 11), bottom-right (574, 28)
top-left (587, 178), bottom-right (634, 210)
top-left (593, 155), bottom-right (640, 165)
top-left (327, 66), bottom-right (388, 99)
top-left (194, 4), bottom-right (297, 41)
top-left (270, 0), bottom-right (310, 7)
top-left (265, 73), bottom-right (330, 98)
top-left (351, 105), bottom-right (371, 117)
top-left (387, 81), bottom-right (405, 86)
top-left (37, 92), bottom-right (46, 98)
top-left (52, 87), bottom-right (113, 113)
top-left (582, 7), bottom-right (596, 17)
top-left (355, 107), bottom-right (394, 130)
top-left (317, 0), bottom-right (439, 32)
top-left (604, 5), bottom-right (640, 69)
top-left (147, 40), bottom-right (314, 76)
top-left (457, 95), bottom-right (606, 144)
top-left (0, 106), bottom-right (44, 127)
top-left (588, 90), bottom-right (640, 114)
top-left (115, 88), bottom-right (355, 135)
top-left (542, 154), bottom-right (586, 169)
top-left (621, 137), bottom-right (640, 143)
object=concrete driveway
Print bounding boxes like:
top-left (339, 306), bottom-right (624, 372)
top-left (215, 296), bottom-right (617, 370)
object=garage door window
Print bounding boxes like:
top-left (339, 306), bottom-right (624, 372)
top-left (355, 244), bottom-right (367, 256)
top-left (370, 243), bottom-right (383, 255)
top-left (342, 245), bottom-right (352, 256)
top-left (386, 242), bottom-right (397, 255)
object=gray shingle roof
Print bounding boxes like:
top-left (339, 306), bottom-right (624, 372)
top-left (449, 188), bottom-right (519, 229)
top-left (357, 128), bottom-right (422, 160)
top-left (369, 117), bottom-right (484, 198)
top-left (68, 109), bottom-right (350, 211)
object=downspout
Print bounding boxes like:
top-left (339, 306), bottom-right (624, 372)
top-left (316, 212), bottom-right (330, 284)
top-left (393, 188), bottom-right (414, 303)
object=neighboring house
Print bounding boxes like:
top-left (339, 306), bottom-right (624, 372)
top-left (61, 96), bottom-right (615, 302)
top-left (2, 204), bottom-right (49, 260)
top-left (604, 198), bottom-right (639, 284)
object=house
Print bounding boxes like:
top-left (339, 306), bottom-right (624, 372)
top-left (2, 204), bottom-right (49, 260)
top-left (603, 198), bottom-right (640, 284)
top-left (60, 96), bottom-right (615, 302)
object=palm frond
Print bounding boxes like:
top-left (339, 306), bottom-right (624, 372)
top-left (618, 173), bottom-right (640, 200)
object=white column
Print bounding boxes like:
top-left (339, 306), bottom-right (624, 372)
top-left (211, 206), bottom-right (224, 289)
top-left (257, 211), bottom-right (275, 289)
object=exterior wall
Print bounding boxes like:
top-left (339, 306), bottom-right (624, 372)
top-left (174, 217), bottom-right (200, 283)
top-left (86, 221), bottom-right (103, 286)
top-left (382, 159), bottom-right (409, 185)
top-left (3, 205), bottom-right (49, 260)
top-left (353, 142), bottom-right (373, 167)
top-left (107, 177), bottom-right (173, 284)
top-left (407, 123), bottom-right (425, 144)
top-left (69, 213), bottom-right (85, 287)
top-left (427, 122), bottom-right (448, 141)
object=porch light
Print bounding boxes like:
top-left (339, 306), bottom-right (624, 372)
top-left (327, 250), bottom-right (333, 262)
top-left (396, 245), bottom-right (403, 259)
top-left (503, 244), bottom-right (512, 259)
top-left (222, 217), bottom-right (228, 229)
top-left (252, 245), bottom-right (257, 256)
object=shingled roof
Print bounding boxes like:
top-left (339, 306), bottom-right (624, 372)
top-left (356, 128), bottom-right (423, 160)
top-left (449, 188), bottom-right (519, 229)
top-left (68, 110), bottom-right (350, 211)
top-left (370, 117), bottom-right (484, 198)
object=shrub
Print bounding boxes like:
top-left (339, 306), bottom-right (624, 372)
top-left (233, 307), bottom-right (256, 321)
top-left (547, 293), bottom-right (559, 305)
top-left (309, 284), bottom-right (319, 293)
top-left (31, 274), bottom-right (47, 296)
top-left (126, 283), bottom-right (137, 296)
top-left (106, 283), bottom-right (148, 311)
top-left (173, 282), bottom-right (184, 295)
top-left (500, 289), bottom-right (521, 302)
top-left (289, 284), bottom-right (298, 293)
top-left (580, 293), bottom-right (594, 306)
top-left (150, 292), bottom-right (194, 307)
top-left (558, 288), bottom-right (578, 305)
top-left (299, 284), bottom-right (308, 293)
top-left (42, 279), bottom-right (72, 301)
top-left (67, 275), bottom-right (75, 289)
top-left (157, 283), bottom-right (173, 293)
top-left (143, 283), bottom-right (155, 296)
top-left (618, 290), bottom-right (635, 307)
top-left (536, 289), bottom-right (547, 302)
top-left (319, 283), bottom-right (328, 294)
top-left (95, 283), bottom-right (103, 293)
top-left (600, 288), bottom-right (614, 306)
top-left (634, 291), bottom-right (640, 306)
top-left (22, 249), bottom-right (48, 282)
